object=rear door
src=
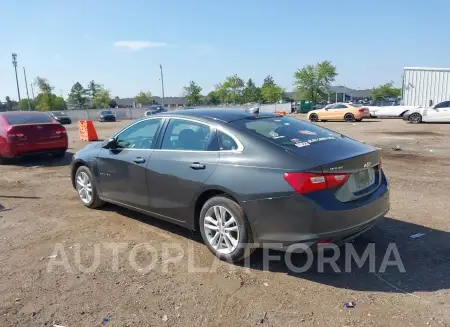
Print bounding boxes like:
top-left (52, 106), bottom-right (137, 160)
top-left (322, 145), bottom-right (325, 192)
top-left (145, 118), bottom-right (219, 223)
top-left (96, 117), bottom-right (163, 209)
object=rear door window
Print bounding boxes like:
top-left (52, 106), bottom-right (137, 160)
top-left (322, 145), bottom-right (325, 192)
top-left (232, 116), bottom-right (339, 148)
top-left (161, 118), bottom-right (214, 151)
top-left (4, 113), bottom-right (53, 125)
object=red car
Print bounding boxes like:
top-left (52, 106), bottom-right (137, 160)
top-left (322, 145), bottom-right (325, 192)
top-left (0, 111), bottom-right (68, 164)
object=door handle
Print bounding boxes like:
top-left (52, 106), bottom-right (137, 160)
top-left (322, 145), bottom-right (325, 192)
top-left (133, 157), bottom-right (146, 164)
top-left (189, 162), bottom-right (206, 170)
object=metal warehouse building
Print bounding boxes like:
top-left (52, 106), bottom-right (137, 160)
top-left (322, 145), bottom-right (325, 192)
top-left (403, 67), bottom-right (450, 107)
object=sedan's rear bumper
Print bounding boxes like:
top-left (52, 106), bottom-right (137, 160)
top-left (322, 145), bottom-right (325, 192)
top-left (5, 138), bottom-right (68, 157)
top-left (241, 182), bottom-right (389, 248)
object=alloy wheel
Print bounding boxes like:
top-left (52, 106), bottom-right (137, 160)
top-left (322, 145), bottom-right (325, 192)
top-left (310, 114), bottom-right (318, 122)
top-left (203, 205), bottom-right (240, 254)
top-left (344, 114), bottom-right (354, 122)
top-left (76, 172), bottom-right (93, 204)
top-left (409, 113), bottom-right (421, 124)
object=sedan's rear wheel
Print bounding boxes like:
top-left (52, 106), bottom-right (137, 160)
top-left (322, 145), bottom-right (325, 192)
top-left (199, 196), bottom-right (254, 262)
top-left (344, 113), bottom-right (355, 122)
top-left (409, 113), bottom-right (422, 124)
top-left (309, 114), bottom-right (319, 122)
top-left (75, 166), bottom-right (105, 208)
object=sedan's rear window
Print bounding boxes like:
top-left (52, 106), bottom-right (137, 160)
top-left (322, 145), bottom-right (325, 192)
top-left (232, 116), bottom-right (340, 148)
top-left (3, 113), bottom-right (53, 125)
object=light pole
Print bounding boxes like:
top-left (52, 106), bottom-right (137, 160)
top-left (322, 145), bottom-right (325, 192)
top-left (12, 53), bottom-right (21, 101)
top-left (159, 64), bottom-right (165, 106)
top-left (23, 67), bottom-right (31, 111)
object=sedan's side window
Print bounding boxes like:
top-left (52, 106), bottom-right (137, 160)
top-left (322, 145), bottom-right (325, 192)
top-left (435, 101), bottom-right (450, 109)
top-left (217, 131), bottom-right (238, 151)
top-left (161, 119), bottom-right (213, 151)
top-left (115, 118), bottom-right (162, 149)
top-left (334, 104), bottom-right (347, 109)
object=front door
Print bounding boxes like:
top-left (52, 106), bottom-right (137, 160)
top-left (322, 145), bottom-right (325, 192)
top-left (97, 118), bottom-right (163, 209)
top-left (425, 101), bottom-right (450, 122)
top-left (146, 118), bottom-right (219, 223)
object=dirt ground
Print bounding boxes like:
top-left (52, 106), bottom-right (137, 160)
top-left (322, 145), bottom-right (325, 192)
top-left (1, 116), bottom-right (449, 327)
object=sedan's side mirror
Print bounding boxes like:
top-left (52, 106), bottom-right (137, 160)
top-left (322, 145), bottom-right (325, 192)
top-left (103, 138), bottom-right (117, 149)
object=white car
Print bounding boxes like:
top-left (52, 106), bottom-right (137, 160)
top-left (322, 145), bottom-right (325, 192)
top-left (366, 103), bottom-right (419, 118)
top-left (403, 100), bottom-right (450, 123)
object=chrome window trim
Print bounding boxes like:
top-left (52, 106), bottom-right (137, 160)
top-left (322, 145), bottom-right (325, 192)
top-left (111, 116), bottom-right (244, 153)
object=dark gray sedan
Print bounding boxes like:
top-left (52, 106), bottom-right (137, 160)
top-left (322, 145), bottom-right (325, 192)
top-left (70, 109), bottom-right (389, 261)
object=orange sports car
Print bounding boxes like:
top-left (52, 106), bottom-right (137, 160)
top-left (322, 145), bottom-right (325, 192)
top-left (307, 103), bottom-right (370, 122)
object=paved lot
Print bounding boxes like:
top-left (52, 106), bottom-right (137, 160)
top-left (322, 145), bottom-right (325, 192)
top-left (1, 116), bottom-right (449, 327)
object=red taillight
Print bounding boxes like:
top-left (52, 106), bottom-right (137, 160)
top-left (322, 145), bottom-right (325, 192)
top-left (55, 126), bottom-right (67, 135)
top-left (358, 108), bottom-right (366, 112)
top-left (6, 129), bottom-right (25, 138)
top-left (283, 172), bottom-right (349, 194)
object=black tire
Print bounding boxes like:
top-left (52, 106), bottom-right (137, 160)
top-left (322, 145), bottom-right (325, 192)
top-left (309, 114), bottom-right (319, 122)
top-left (409, 113), bottom-right (422, 124)
top-left (52, 150), bottom-right (66, 158)
top-left (344, 113), bottom-right (355, 122)
top-left (75, 166), bottom-right (105, 209)
top-left (199, 196), bottom-right (254, 262)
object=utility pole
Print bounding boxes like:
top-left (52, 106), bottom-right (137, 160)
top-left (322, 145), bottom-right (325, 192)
top-left (23, 67), bottom-right (31, 111)
top-left (159, 64), bottom-right (165, 107)
top-left (12, 53), bottom-right (21, 101)
top-left (30, 83), bottom-right (35, 99)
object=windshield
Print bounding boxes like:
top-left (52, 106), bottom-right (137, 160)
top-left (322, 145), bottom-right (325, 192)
top-left (232, 116), bottom-right (339, 148)
top-left (3, 113), bottom-right (54, 125)
top-left (101, 111), bottom-right (113, 115)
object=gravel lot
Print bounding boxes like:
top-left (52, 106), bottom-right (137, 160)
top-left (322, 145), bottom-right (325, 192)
top-left (1, 116), bottom-right (449, 327)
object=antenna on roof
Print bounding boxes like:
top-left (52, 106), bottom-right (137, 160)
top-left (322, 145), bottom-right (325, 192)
top-left (246, 106), bottom-right (260, 114)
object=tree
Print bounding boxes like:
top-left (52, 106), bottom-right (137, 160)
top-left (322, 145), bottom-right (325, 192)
top-left (263, 75), bottom-right (275, 87)
top-left (17, 98), bottom-right (37, 110)
top-left (371, 82), bottom-right (401, 102)
top-left (135, 91), bottom-right (153, 106)
top-left (87, 80), bottom-right (102, 100)
top-left (217, 75), bottom-right (244, 104)
top-left (293, 61), bottom-right (338, 102)
top-left (183, 81), bottom-right (202, 105)
top-left (242, 78), bottom-right (261, 103)
top-left (93, 89), bottom-right (112, 109)
top-left (34, 77), bottom-right (54, 111)
top-left (261, 84), bottom-right (284, 103)
top-left (4, 96), bottom-right (16, 111)
top-left (68, 82), bottom-right (88, 108)
top-left (204, 91), bottom-right (221, 105)
top-left (52, 96), bottom-right (67, 110)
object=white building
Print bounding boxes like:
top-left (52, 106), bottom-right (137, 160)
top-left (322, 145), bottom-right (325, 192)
top-left (403, 67), bottom-right (450, 107)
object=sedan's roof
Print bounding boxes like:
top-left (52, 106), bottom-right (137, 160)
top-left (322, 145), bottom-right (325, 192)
top-left (156, 108), bottom-right (279, 123)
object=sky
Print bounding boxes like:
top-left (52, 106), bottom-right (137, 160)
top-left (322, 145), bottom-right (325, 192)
top-left (1, 0), bottom-right (449, 101)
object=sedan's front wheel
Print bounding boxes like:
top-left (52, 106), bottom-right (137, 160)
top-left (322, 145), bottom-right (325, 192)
top-left (75, 166), bottom-right (105, 208)
top-left (409, 113), bottom-right (422, 124)
top-left (199, 196), bottom-right (254, 262)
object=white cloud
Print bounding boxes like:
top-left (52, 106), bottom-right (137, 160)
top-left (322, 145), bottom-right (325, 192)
top-left (114, 41), bottom-right (168, 51)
